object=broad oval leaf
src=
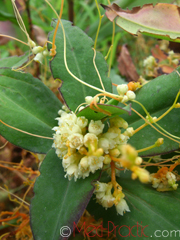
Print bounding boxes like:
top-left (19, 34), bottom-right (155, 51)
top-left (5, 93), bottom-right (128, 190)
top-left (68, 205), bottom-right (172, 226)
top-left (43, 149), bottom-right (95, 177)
top-left (0, 52), bottom-right (31, 69)
top-left (87, 171), bottom-right (180, 240)
top-left (30, 148), bottom-right (100, 240)
top-left (77, 103), bottom-right (131, 120)
top-left (48, 20), bottom-right (112, 112)
top-left (102, 3), bottom-right (180, 42)
top-left (0, 68), bottom-right (62, 153)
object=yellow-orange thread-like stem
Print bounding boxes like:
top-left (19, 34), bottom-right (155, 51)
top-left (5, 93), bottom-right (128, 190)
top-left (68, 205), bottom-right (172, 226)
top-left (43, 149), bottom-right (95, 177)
top-left (50, 0), bottom-right (64, 56)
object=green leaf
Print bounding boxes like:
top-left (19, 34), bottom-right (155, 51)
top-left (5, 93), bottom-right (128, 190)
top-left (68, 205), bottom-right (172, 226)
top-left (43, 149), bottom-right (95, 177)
top-left (77, 103), bottom-right (131, 120)
top-left (102, 3), bottom-right (180, 43)
top-left (0, 52), bottom-right (31, 68)
top-left (30, 149), bottom-right (100, 240)
top-left (48, 20), bottom-right (112, 112)
top-left (120, 68), bottom-right (180, 156)
top-left (0, 10), bottom-right (17, 25)
top-left (0, 68), bottom-right (62, 153)
top-left (87, 171), bottom-right (180, 240)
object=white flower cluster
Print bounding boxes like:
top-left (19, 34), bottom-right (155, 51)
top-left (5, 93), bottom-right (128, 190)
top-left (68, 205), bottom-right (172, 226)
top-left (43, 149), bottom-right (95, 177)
top-left (29, 39), bottom-right (49, 64)
top-left (150, 171), bottom-right (178, 191)
top-left (116, 84), bottom-right (136, 103)
top-left (94, 181), bottom-right (130, 215)
top-left (52, 110), bottom-right (105, 180)
top-left (52, 111), bottom-right (134, 180)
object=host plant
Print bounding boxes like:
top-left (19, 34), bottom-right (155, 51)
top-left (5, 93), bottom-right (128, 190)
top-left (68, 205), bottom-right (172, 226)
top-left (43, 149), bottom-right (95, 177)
top-left (0, 0), bottom-right (180, 239)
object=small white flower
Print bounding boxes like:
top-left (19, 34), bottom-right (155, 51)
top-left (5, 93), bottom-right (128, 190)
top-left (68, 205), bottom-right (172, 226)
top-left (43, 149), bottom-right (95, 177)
top-left (60, 112), bottom-right (77, 125)
top-left (123, 127), bottom-right (134, 137)
top-left (34, 52), bottom-right (44, 64)
top-left (79, 156), bottom-right (89, 169)
top-left (76, 116), bottom-right (88, 129)
top-left (143, 56), bottom-right (156, 68)
top-left (119, 134), bottom-right (129, 144)
top-left (62, 153), bottom-right (80, 169)
top-left (102, 132), bottom-right (117, 149)
top-left (88, 120), bottom-right (104, 135)
top-left (115, 198), bottom-right (130, 215)
top-left (95, 181), bottom-right (109, 192)
top-left (98, 138), bottom-right (110, 154)
top-left (68, 133), bottom-right (84, 149)
top-left (84, 133), bottom-right (98, 147)
top-left (89, 156), bottom-right (104, 173)
top-left (101, 195), bottom-right (115, 208)
top-left (65, 164), bottom-right (79, 181)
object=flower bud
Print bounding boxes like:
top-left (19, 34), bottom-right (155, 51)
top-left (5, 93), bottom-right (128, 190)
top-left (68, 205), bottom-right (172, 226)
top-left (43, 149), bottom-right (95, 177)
top-left (121, 95), bottom-right (129, 103)
top-left (109, 148), bottom-right (120, 157)
top-left (32, 46), bottom-right (43, 54)
top-left (85, 96), bottom-right (93, 104)
top-left (103, 155), bottom-right (111, 164)
top-left (110, 117), bottom-right (128, 129)
top-left (126, 90), bottom-right (136, 100)
top-left (117, 84), bottom-right (128, 95)
top-left (155, 138), bottom-right (164, 147)
top-left (28, 39), bottom-right (36, 48)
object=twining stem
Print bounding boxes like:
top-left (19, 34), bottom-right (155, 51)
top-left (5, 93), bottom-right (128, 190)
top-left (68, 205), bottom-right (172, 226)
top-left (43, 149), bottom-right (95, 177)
top-left (92, 48), bottom-right (105, 91)
top-left (45, 0), bottom-right (117, 97)
top-left (106, 0), bottom-right (115, 77)
top-left (0, 34), bottom-right (29, 46)
top-left (0, 119), bottom-right (53, 140)
top-left (111, 161), bottom-right (116, 183)
top-left (133, 91), bottom-right (180, 138)
top-left (134, 122), bottom-right (148, 134)
top-left (11, 0), bottom-right (30, 43)
top-left (49, 0), bottom-right (64, 56)
top-left (130, 106), bottom-right (180, 144)
top-left (154, 122), bottom-right (180, 140)
top-left (0, 186), bottom-right (29, 206)
top-left (89, 93), bottom-right (122, 115)
top-left (108, 20), bottom-right (115, 77)
top-left (155, 90), bottom-right (180, 122)
top-left (14, 181), bottom-right (34, 214)
top-left (94, 0), bottom-right (103, 50)
top-left (137, 143), bottom-right (159, 153)
top-left (0, 141), bottom-right (8, 149)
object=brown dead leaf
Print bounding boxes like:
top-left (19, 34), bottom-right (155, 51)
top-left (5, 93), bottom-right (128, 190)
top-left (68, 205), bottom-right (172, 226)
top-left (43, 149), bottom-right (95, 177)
top-left (118, 44), bottom-right (139, 82)
top-left (151, 45), bottom-right (167, 63)
top-left (101, 3), bottom-right (180, 42)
